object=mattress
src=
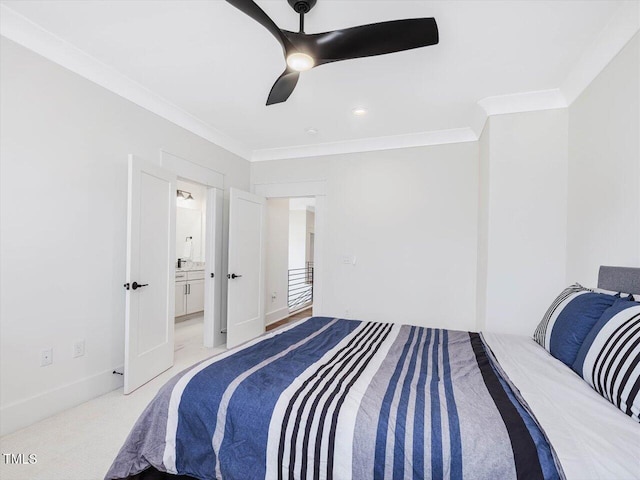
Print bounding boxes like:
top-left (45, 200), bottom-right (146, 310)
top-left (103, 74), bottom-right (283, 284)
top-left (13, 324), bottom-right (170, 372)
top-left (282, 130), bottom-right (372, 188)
top-left (483, 332), bottom-right (640, 480)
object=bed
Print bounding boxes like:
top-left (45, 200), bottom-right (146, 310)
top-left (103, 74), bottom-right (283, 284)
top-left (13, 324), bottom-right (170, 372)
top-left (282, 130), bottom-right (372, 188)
top-left (106, 267), bottom-right (640, 480)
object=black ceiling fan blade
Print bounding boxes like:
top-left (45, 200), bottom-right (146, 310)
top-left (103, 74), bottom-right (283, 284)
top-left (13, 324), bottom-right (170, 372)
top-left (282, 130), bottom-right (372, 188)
top-left (266, 69), bottom-right (300, 105)
top-left (226, 0), bottom-right (293, 54)
top-left (285, 18), bottom-right (438, 66)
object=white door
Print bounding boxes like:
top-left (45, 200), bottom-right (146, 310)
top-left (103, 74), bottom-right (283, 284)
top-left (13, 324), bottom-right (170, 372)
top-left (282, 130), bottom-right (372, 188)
top-left (226, 188), bottom-right (266, 348)
top-left (124, 154), bottom-right (176, 394)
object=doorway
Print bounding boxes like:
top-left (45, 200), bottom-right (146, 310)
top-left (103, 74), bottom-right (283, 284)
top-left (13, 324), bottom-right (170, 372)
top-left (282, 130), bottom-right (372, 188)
top-left (174, 179), bottom-right (207, 352)
top-left (265, 197), bottom-right (316, 328)
top-left (160, 150), bottom-right (224, 351)
top-left (288, 197), bottom-right (315, 314)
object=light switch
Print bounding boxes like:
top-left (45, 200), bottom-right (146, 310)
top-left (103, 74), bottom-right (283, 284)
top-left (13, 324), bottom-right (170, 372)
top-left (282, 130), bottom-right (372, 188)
top-left (342, 255), bottom-right (356, 265)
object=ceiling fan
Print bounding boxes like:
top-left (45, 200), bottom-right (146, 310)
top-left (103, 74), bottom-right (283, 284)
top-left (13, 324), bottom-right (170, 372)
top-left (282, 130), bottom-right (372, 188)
top-left (226, 0), bottom-right (439, 105)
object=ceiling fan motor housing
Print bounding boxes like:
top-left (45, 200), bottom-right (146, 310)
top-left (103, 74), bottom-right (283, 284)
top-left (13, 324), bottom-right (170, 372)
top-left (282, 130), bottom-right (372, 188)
top-left (288, 0), bottom-right (317, 14)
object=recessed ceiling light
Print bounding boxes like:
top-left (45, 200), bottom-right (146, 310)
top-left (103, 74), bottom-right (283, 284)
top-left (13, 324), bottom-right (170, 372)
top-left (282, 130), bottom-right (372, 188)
top-left (352, 107), bottom-right (368, 116)
top-left (305, 127), bottom-right (318, 135)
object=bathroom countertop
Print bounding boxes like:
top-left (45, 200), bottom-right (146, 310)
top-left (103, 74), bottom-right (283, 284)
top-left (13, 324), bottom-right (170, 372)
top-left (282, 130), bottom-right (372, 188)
top-left (176, 264), bottom-right (205, 273)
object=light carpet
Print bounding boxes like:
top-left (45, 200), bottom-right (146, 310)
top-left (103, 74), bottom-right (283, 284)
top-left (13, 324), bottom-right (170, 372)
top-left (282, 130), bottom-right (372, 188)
top-left (0, 317), bottom-right (225, 480)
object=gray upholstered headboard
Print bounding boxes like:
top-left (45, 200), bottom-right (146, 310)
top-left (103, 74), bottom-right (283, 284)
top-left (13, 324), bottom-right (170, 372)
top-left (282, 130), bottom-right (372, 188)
top-left (597, 266), bottom-right (640, 294)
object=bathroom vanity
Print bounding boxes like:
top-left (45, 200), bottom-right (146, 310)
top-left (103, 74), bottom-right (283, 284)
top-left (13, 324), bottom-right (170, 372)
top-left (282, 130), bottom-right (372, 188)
top-left (175, 266), bottom-right (205, 318)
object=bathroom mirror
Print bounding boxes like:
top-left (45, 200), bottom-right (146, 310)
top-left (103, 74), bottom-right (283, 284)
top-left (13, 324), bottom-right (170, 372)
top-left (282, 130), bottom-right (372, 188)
top-left (176, 207), bottom-right (204, 262)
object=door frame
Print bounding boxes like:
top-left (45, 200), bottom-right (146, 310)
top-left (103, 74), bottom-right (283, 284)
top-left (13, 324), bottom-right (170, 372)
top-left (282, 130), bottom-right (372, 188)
top-left (160, 150), bottom-right (225, 348)
top-left (252, 181), bottom-right (327, 317)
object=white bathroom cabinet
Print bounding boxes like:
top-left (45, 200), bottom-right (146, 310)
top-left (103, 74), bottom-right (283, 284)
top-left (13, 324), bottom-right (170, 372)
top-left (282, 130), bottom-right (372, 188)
top-left (175, 270), bottom-right (205, 317)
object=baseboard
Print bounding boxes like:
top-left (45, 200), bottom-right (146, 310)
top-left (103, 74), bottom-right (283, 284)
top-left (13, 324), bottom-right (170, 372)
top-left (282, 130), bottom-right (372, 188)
top-left (266, 307), bottom-right (290, 326)
top-left (175, 311), bottom-right (203, 323)
top-left (0, 367), bottom-right (124, 436)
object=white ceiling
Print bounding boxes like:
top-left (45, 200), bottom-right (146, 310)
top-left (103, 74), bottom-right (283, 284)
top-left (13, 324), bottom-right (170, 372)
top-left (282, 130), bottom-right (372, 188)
top-left (0, 0), bottom-right (629, 158)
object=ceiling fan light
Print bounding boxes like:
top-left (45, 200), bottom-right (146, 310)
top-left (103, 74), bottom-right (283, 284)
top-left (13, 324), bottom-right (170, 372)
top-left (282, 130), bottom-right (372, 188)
top-left (286, 52), bottom-right (315, 72)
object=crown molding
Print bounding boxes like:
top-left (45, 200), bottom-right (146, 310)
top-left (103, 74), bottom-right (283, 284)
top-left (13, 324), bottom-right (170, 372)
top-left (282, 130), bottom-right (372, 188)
top-left (252, 85), bottom-right (577, 162)
top-left (2, 2), bottom-right (637, 163)
top-left (561, 1), bottom-right (640, 105)
top-left (478, 89), bottom-right (568, 118)
top-left (469, 104), bottom-right (489, 138)
top-left (0, 4), bottom-right (252, 160)
top-left (250, 127), bottom-right (478, 162)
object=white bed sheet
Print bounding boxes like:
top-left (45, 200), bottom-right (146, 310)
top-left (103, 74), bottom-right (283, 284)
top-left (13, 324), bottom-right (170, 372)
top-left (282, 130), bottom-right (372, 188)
top-left (483, 332), bottom-right (640, 480)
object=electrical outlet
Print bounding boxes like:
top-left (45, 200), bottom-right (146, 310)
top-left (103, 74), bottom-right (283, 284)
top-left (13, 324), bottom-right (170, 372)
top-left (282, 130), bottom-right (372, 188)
top-left (73, 340), bottom-right (85, 358)
top-left (271, 292), bottom-right (277, 302)
top-left (40, 348), bottom-right (53, 367)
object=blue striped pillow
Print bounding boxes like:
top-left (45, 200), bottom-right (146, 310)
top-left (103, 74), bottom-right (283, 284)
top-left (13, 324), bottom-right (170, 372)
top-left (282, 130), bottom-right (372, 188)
top-left (572, 298), bottom-right (640, 422)
top-left (533, 284), bottom-right (617, 366)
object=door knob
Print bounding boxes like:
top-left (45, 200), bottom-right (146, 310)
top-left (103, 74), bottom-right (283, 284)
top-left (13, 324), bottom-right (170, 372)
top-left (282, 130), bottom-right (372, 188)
top-left (228, 273), bottom-right (242, 279)
top-left (131, 282), bottom-right (148, 290)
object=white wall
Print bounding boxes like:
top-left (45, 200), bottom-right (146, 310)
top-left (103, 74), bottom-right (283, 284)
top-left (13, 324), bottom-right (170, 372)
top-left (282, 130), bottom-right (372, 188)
top-left (265, 198), bottom-right (289, 325)
top-left (479, 109), bottom-right (569, 336)
top-left (567, 33), bottom-right (640, 286)
top-left (252, 142), bottom-right (479, 331)
top-left (288, 209), bottom-right (307, 270)
top-left (0, 38), bottom-right (250, 435)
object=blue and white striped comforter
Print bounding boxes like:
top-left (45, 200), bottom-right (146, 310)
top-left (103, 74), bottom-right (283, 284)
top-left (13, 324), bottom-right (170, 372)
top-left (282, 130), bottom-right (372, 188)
top-left (106, 317), bottom-right (564, 480)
